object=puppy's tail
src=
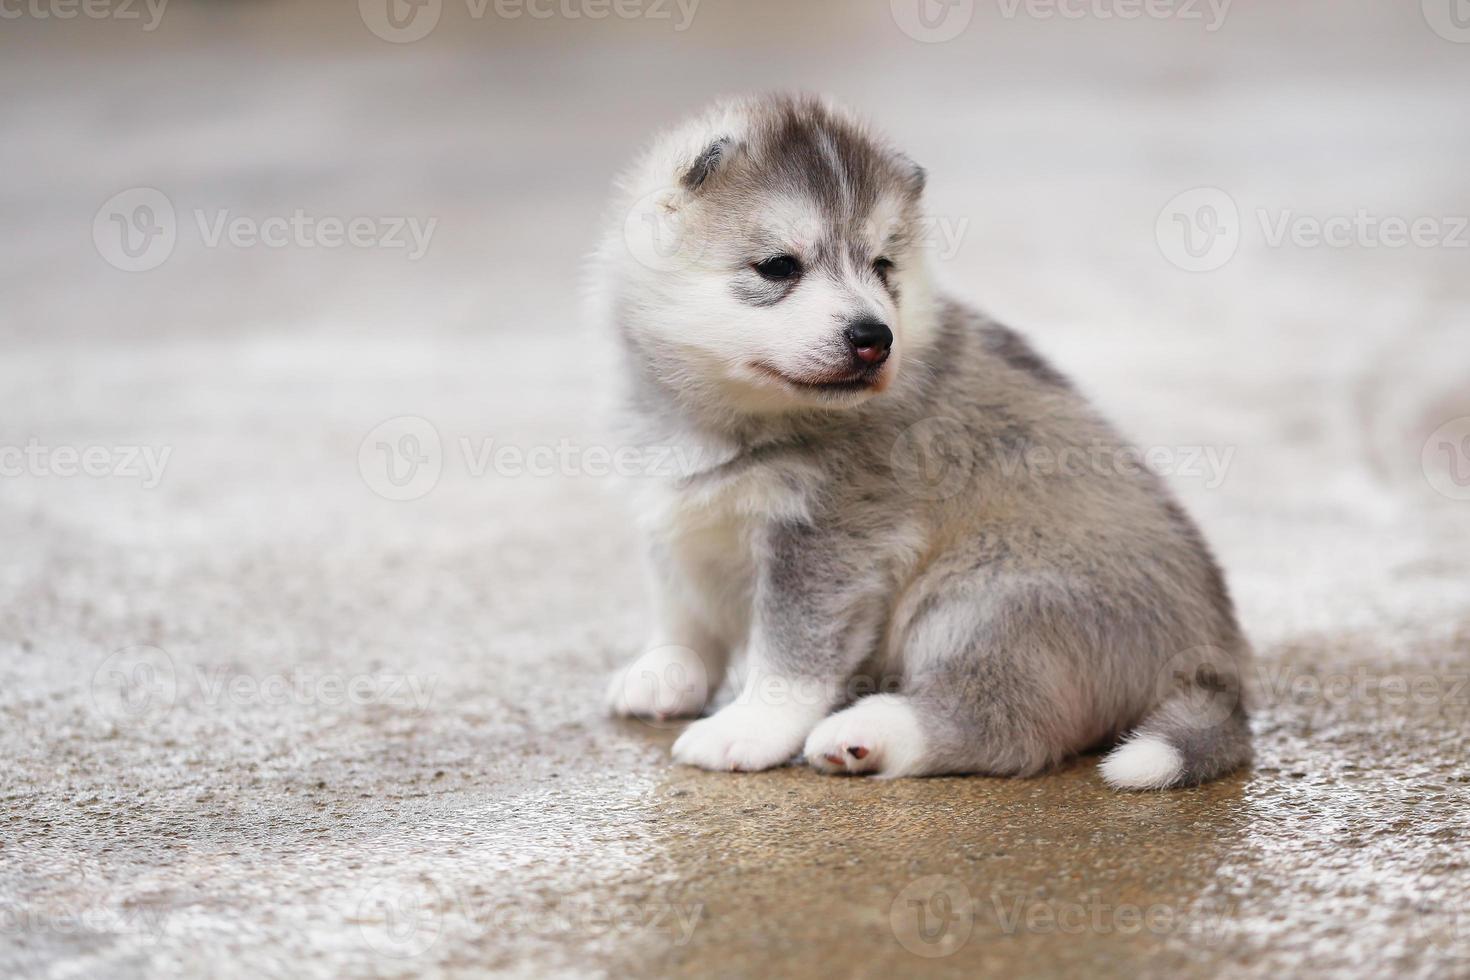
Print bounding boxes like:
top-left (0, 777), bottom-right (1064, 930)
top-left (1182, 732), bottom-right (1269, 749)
top-left (1098, 680), bottom-right (1252, 791)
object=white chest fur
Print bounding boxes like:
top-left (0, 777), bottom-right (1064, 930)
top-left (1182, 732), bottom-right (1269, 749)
top-left (632, 455), bottom-right (819, 646)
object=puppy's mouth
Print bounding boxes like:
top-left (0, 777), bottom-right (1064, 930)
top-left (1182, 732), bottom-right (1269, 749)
top-left (750, 361), bottom-right (888, 394)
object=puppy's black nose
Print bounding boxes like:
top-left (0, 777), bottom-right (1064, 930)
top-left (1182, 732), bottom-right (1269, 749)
top-left (845, 319), bottom-right (893, 366)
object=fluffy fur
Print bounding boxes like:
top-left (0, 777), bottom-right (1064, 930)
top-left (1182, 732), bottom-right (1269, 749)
top-left (594, 94), bottom-right (1251, 790)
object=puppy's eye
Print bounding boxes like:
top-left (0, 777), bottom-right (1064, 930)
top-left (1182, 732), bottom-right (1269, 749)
top-left (873, 257), bottom-right (896, 282)
top-left (753, 255), bottom-right (802, 281)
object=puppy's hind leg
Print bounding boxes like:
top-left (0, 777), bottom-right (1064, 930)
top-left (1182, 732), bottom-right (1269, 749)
top-left (802, 693), bottom-right (931, 776)
top-left (802, 658), bottom-right (1074, 778)
top-left (805, 592), bottom-right (1089, 778)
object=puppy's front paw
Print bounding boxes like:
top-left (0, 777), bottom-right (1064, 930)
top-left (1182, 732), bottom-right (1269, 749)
top-left (607, 645), bottom-right (711, 720)
top-left (803, 695), bottom-right (928, 777)
top-left (672, 703), bottom-right (812, 772)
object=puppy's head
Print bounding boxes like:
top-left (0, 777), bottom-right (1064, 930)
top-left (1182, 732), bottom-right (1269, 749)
top-left (602, 94), bottom-right (936, 416)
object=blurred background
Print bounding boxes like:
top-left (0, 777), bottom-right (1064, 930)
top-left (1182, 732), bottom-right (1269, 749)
top-left (3, 2), bottom-right (1469, 977)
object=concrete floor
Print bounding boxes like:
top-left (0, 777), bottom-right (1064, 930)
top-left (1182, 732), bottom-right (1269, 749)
top-left (3, 1), bottom-right (1470, 977)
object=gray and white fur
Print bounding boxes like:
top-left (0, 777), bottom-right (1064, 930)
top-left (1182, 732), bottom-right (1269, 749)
top-left (593, 94), bottom-right (1251, 790)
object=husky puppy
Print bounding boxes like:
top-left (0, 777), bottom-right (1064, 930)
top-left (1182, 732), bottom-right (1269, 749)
top-left (594, 94), bottom-right (1251, 790)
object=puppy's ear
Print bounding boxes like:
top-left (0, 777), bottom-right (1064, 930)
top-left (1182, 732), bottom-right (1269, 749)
top-left (680, 137), bottom-right (735, 192)
top-left (901, 155), bottom-right (927, 198)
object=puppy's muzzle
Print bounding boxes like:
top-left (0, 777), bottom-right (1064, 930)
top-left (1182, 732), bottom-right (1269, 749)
top-left (845, 319), bottom-right (893, 367)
